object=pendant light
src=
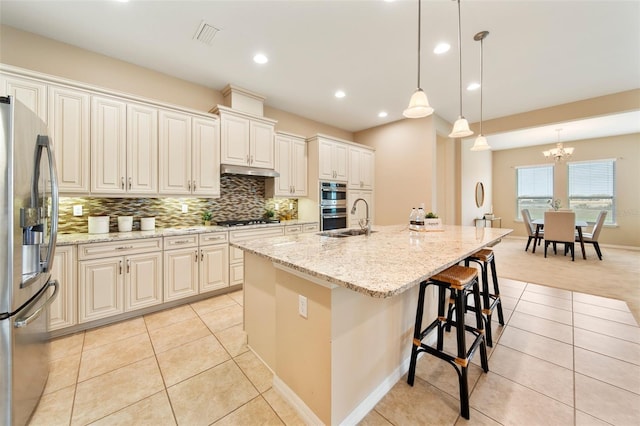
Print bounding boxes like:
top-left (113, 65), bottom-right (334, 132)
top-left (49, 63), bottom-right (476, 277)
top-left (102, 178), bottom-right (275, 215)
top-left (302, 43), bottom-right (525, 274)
top-left (448, 0), bottom-right (473, 138)
top-left (470, 30), bottom-right (491, 151)
top-left (403, 0), bottom-right (434, 118)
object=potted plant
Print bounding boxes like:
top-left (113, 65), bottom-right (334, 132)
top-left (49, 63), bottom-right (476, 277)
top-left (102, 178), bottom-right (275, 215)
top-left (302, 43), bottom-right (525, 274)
top-left (202, 211), bottom-right (213, 226)
top-left (264, 208), bottom-right (275, 221)
top-left (548, 199), bottom-right (562, 211)
top-left (424, 212), bottom-right (443, 230)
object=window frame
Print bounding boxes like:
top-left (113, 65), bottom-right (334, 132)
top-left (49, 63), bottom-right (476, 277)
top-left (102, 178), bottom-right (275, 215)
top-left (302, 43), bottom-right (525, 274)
top-left (515, 164), bottom-right (554, 221)
top-left (567, 158), bottom-right (616, 225)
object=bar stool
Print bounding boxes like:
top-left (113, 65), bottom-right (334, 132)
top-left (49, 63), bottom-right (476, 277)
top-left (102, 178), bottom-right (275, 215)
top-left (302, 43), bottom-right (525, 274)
top-left (407, 265), bottom-right (488, 420)
top-left (463, 248), bottom-right (504, 347)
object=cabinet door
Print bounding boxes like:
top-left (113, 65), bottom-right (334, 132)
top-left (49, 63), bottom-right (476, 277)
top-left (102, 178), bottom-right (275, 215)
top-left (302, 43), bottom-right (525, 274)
top-left (348, 147), bottom-right (362, 189)
top-left (78, 257), bottom-right (123, 323)
top-left (318, 139), bottom-right (335, 180)
top-left (333, 142), bottom-right (349, 182)
top-left (192, 117), bottom-right (220, 197)
top-left (159, 109), bottom-right (192, 194)
top-left (250, 120), bottom-right (275, 169)
top-left (273, 135), bottom-right (293, 195)
top-left (199, 245), bottom-right (229, 293)
top-left (164, 248), bottom-right (199, 302)
top-left (125, 252), bottom-right (162, 311)
top-left (291, 138), bottom-right (308, 196)
top-left (1, 74), bottom-right (48, 122)
top-left (220, 114), bottom-right (250, 166)
top-left (48, 85), bottom-right (91, 193)
top-left (48, 245), bottom-right (76, 331)
top-left (359, 149), bottom-right (374, 190)
top-left (127, 103), bottom-right (158, 195)
top-left (91, 96), bottom-right (127, 194)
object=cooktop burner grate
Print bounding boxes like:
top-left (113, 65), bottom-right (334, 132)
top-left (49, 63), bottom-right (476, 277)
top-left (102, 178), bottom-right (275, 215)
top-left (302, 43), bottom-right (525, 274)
top-left (216, 218), bottom-right (280, 227)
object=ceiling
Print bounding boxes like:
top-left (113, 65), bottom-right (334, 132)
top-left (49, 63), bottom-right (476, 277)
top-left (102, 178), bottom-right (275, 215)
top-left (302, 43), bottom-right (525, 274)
top-left (1, 0), bottom-right (639, 149)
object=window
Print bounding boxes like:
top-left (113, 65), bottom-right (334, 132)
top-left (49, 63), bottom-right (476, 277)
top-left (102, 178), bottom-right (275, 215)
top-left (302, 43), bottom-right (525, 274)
top-left (516, 165), bottom-right (554, 220)
top-left (568, 159), bottom-right (615, 224)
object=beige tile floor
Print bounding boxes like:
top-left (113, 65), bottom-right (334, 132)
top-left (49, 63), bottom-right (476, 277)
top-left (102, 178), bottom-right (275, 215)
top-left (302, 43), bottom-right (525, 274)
top-left (31, 279), bottom-right (640, 425)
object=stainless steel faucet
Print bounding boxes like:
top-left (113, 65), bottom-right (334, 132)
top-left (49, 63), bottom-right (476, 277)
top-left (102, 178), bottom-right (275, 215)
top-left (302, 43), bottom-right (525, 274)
top-left (350, 198), bottom-right (371, 235)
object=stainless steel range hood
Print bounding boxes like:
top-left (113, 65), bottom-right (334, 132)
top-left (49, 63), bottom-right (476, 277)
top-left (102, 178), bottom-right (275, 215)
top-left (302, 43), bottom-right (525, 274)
top-left (220, 164), bottom-right (280, 178)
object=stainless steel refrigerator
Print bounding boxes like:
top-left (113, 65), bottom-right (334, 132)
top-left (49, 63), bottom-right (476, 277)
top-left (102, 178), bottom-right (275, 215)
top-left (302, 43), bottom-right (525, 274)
top-left (1, 96), bottom-right (60, 425)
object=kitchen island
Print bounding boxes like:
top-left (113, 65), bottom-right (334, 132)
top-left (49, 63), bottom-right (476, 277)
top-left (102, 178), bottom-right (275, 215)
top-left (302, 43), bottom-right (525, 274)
top-left (232, 224), bottom-right (512, 425)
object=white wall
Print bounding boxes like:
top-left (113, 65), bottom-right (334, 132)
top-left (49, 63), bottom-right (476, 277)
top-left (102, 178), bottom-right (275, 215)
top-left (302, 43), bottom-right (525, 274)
top-left (461, 138), bottom-right (493, 226)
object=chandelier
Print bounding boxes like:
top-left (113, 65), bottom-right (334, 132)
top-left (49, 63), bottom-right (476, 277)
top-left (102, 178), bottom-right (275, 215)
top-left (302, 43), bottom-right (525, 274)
top-left (543, 129), bottom-right (574, 161)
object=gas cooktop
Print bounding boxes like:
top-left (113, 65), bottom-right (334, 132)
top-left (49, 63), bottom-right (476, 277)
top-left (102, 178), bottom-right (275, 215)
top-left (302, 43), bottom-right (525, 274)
top-left (216, 218), bottom-right (280, 227)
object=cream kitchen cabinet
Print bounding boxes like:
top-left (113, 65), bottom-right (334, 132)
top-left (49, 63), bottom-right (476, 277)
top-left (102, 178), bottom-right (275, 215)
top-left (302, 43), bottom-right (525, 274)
top-left (0, 73), bottom-right (48, 122)
top-left (317, 137), bottom-right (348, 182)
top-left (48, 85), bottom-right (91, 193)
top-left (91, 96), bottom-right (158, 195)
top-left (268, 132), bottom-right (307, 197)
top-left (78, 238), bottom-right (163, 323)
top-left (48, 245), bottom-right (77, 331)
top-left (348, 146), bottom-right (374, 190)
top-left (348, 189), bottom-right (374, 228)
top-left (215, 106), bottom-right (276, 169)
top-left (229, 227), bottom-right (284, 286)
top-left (284, 222), bottom-right (319, 235)
top-left (159, 109), bottom-right (220, 196)
top-left (198, 232), bottom-right (229, 293)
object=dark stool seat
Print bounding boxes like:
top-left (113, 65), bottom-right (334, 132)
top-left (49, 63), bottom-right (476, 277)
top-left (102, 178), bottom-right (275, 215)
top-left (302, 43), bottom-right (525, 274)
top-left (462, 248), bottom-right (505, 347)
top-left (407, 265), bottom-right (488, 420)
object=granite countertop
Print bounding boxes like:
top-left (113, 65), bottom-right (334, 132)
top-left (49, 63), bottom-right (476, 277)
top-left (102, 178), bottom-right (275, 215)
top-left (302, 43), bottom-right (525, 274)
top-left (231, 224), bottom-right (513, 298)
top-left (56, 220), bottom-right (318, 245)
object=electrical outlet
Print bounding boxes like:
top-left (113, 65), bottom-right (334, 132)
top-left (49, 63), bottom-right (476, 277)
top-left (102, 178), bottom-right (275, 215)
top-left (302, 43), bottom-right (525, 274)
top-left (181, 204), bottom-right (188, 213)
top-left (73, 205), bottom-right (83, 216)
top-left (298, 295), bottom-right (308, 319)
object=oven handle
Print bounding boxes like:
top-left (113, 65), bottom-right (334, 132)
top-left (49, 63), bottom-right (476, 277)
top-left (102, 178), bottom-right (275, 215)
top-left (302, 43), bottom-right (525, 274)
top-left (322, 214), bottom-right (347, 219)
top-left (321, 188), bottom-right (347, 193)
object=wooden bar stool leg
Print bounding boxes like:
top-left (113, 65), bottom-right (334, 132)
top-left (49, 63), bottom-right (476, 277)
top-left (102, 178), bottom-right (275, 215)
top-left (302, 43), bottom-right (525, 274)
top-left (454, 286), bottom-right (470, 419)
top-left (407, 281), bottom-right (427, 386)
top-left (489, 257), bottom-right (505, 326)
top-left (472, 279), bottom-right (489, 373)
top-left (437, 285), bottom-right (447, 351)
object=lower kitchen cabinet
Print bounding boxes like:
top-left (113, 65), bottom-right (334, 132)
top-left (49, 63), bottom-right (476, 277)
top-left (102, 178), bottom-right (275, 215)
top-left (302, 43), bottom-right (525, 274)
top-left (49, 245), bottom-right (77, 331)
top-left (125, 252), bottom-right (163, 311)
top-left (164, 246), bottom-right (199, 302)
top-left (229, 227), bottom-right (284, 286)
top-left (78, 257), bottom-right (123, 323)
top-left (199, 232), bottom-right (229, 293)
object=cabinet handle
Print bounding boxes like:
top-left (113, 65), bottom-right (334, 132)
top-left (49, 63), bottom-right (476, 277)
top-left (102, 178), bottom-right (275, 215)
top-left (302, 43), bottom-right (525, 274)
top-left (172, 239), bottom-right (191, 245)
top-left (116, 245), bottom-right (134, 250)
top-left (246, 155), bottom-right (250, 165)
top-left (128, 177), bottom-right (132, 190)
top-left (121, 177), bottom-right (125, 189)
top-left (250, 155), bottom-right (254, 164)
top-left (200, 250), bottom-right (204, 261)
top-left (195, 250), bottom-right (198, 263)
top-left (188, 181), bottom-right (191, 191)
top-left (119, 260), bottom-right (123, 275)
top-left (126, 259), bottom-right (130, 274)
top-left (192, 181), bottom-right (196, 191)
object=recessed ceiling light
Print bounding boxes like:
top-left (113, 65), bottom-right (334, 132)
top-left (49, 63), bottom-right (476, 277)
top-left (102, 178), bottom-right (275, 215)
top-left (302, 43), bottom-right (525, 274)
top-left (253, 53), bottom-right (268, 64)
top-left (467, 82), bottom-right (480, 91)
top-left (378, 111), bottom-right (388, 118)
top-left (113, 0), bottom-right (130, 3)
top-left (433, 42), bottom-right (450, 54)
top-left (334, 90), bottom-right (346, 99)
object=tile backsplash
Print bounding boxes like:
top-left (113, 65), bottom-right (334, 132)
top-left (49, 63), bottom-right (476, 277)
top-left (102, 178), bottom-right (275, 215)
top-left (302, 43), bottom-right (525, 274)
top-left (59, 175), bottom-right (298, 233)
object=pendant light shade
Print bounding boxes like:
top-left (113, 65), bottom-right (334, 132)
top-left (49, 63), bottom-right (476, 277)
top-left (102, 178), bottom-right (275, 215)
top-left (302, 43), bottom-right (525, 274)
top-left (449, 0), bottom-right (473, 138)
top-left (470, 30), bottom-right (491, 151)
top-left (403, 0), bottom-right (434, 119)
top-left (404, 88), bottom-right (434, 118)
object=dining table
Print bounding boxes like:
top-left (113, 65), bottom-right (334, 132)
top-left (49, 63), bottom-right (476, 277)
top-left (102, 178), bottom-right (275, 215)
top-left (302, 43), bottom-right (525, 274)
top-left (532, 218), bottom-right (589, 259)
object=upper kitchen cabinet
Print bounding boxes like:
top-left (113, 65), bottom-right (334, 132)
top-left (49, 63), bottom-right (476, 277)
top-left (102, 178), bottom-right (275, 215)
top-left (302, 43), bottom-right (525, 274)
top-left (267, 132), bottom-right (307, 197)
top-left (308, 135), bottom-right (349, 182)
top-left (215, 105), bottom-right (276, 169)
top-left (348, 146), bottom-right (374, 190)
top-left (91, 96), bottom-right (159, 195)
top-left (158, 109), bottom-right (220, 197)
top-left (48, 85), bottom-right (91, 193)
top-left (0, 73), bottom-right (48, 122)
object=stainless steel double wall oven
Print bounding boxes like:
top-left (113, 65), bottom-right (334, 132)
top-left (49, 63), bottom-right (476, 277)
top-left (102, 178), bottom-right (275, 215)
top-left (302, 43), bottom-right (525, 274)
top-left (319, 181), bottom-right (347, 231)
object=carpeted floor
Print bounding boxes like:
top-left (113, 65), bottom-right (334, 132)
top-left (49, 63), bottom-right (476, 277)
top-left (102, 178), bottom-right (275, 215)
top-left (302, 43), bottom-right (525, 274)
top-left (491, 236), bottom-right (640, 324)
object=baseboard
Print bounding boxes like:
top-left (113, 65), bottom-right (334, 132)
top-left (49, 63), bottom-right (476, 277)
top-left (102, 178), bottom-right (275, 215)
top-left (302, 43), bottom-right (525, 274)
top-left (272, 375), bottom-right (325, 426)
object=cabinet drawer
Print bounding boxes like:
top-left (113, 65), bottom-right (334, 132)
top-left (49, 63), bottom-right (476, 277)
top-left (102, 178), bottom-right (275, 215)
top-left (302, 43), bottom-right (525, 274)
top-left (199, 232), bottom-right (228, 245)
top-left (303, 223), bottom-right (319, 233)
top-left (164, 234), bottom-right (198, 249)
top-left (229, 227), bottom-right (284, 242)
top-left (79, 237), bottom-right (162, 260)
top-left (285, 225), bottom-right (302, 234)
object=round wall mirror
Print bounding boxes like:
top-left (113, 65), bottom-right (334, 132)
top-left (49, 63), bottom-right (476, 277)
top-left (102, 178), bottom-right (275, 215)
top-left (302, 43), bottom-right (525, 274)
top-left (475, 182), bottom-right (485, 208)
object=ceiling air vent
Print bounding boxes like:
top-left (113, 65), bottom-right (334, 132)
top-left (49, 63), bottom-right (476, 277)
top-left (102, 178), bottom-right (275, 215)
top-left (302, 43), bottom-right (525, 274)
top-left (193, 20), bottom-right (219, 46)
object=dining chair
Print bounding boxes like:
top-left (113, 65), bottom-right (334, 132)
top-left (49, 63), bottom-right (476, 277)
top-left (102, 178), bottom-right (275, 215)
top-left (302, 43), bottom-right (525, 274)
top-left (521, 209), bottom-right (543, 252)
top-left (544, 211), bottom-right (576, 261)
top-left (579, 210), bottom-right (607, 260)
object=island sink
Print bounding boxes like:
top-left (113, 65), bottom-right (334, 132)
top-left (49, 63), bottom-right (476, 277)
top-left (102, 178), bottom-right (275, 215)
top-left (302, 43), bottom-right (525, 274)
top-left (317, 229), bottom-right (377, 238)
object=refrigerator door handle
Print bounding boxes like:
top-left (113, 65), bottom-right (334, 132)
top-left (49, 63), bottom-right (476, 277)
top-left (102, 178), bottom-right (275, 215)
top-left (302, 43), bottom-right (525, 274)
top-left (14, 280), bottom-right (59, 328)
top-left (33, 135), bottom-right (59, 273)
